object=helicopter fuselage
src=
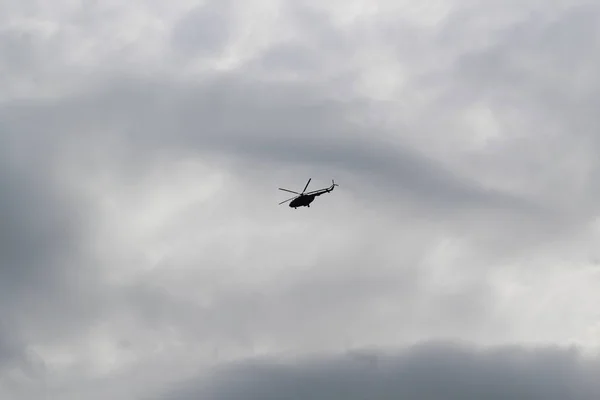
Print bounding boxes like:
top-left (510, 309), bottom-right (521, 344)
top-left (289, 194), bottom-right (315, 208)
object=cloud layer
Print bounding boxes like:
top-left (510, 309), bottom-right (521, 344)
top-left (163, 342), bottom-right (600, 400)
top-left (2, 0), bottom-right (600, 399)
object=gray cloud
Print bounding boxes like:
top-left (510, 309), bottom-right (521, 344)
top-left (160, 342), bottom-right (600, 400)
top-left (1, 0), bottom-right (600, 399)
top-left (0, 72), bottom-right (549, 219)
top-left (170, 0), bottom-right (233, 57)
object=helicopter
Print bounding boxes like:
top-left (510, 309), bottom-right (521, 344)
top-left (279, 178), bottom-right (338, 208)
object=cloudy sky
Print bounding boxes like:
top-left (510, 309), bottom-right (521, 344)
top-left (3, 0), bottom-right (600, 398)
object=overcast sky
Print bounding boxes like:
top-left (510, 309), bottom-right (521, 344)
top-left (3, 0), bottom-right (600, 399)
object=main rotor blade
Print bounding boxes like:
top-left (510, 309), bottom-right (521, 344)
top-left (304, 188), bottom-right (326, 195)
top-left (279, 188), bottom-right (299, 195)
top-left (279, 195), bottom-right (297, 205)
top-left (302, 178), bottom-right (311, 194)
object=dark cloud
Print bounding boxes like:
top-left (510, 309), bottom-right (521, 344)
top-left (0, 132), bottom-right (104, 377)
top-left (0, 72), bottom-right (548, 219)
top-left (1, 0), bottom-right (600, 399)
top-left (161, 342), bottom-right (600, 400)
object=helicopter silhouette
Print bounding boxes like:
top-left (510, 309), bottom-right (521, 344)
top-left (279, 178), bottom-right (338, 208)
